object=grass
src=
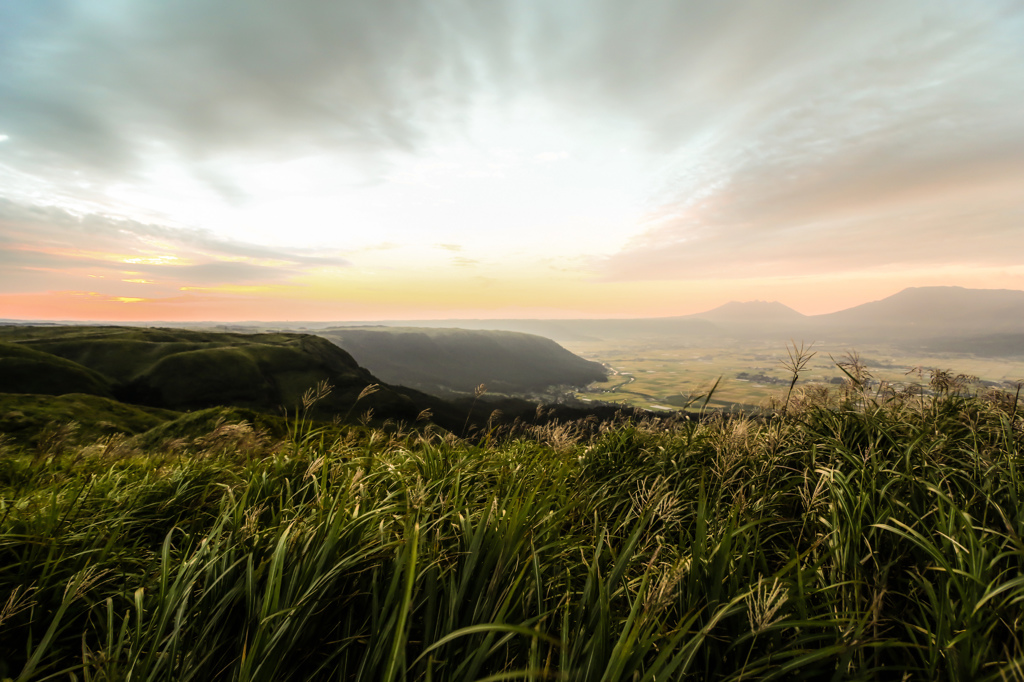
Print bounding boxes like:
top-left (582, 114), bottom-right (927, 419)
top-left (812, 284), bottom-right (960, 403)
top-left (1, 369), bottom-right (1023, 680)
top-left (0, 393), bottom-right (181, 447)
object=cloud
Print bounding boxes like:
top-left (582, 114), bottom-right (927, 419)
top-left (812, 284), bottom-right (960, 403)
top-left (535, 152), bottom-right (568, 163)
top-left (0, 198), bottom-right (350, 292)
top-left (0, 198), bottom-right (347, 264)
top-left (0, 1), bottom-right (505, 185)
top-left (582, 1), bottom-right (1024, 279)
top-left (599, 106), bottom-right (1024, 279)
top-left (1, 0), bottom-right (1022, 290)
top-left (4, 2), bottom-right (969, 177)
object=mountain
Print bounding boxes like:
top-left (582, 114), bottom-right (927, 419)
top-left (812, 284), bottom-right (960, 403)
top-left (684, 287), bottom-right (1024, 345)
top-left (687, 300), bottom-right (807, 324)
top-left (814, 286), bottom-right (1024, 339)
top-left (317, 327), bottom-right (607, 395)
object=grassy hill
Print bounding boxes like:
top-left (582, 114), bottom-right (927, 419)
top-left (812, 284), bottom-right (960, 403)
top-left (0, 326), bottom-right (467, 441)
top-left (318, 326), bottom-right (607, 395)
top-left (3, 326), bottom-right (375, 406)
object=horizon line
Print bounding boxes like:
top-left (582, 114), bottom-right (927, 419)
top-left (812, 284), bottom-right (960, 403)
top-left (3, 284), bottom-right (1016, 326)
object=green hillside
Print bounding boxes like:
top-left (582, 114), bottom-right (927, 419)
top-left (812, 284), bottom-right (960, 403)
top-left (0, 343), bottom-right (114, 398)
top-left (0, 392), bottom-right (178, 445)
top-left (0, 326), bottom-right (454, 440)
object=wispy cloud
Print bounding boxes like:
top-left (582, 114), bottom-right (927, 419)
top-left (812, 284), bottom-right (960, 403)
top-left (0, 199), bottom-right (349, 295)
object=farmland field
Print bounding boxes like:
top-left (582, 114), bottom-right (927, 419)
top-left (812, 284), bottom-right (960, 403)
top-left (565, 339), bottom-right (1024, 411)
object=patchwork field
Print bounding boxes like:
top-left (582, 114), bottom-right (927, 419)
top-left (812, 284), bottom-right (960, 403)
top-left (566, 339), bottom-right (1024, 412)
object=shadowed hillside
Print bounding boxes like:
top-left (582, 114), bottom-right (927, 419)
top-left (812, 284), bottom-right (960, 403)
top-left (0, 392), bottom-right (180, 445)
top-left (0, 342), bottom-right (115, 398)
top-left (317, 327), bottom-right (607, 395)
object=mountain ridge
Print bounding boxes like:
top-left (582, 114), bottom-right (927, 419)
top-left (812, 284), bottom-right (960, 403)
top-left (801, 286), bottom-right (1024, 344)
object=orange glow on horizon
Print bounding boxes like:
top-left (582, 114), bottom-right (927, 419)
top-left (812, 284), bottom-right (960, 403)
top-left (4, 262), bottom-right (1024, 323)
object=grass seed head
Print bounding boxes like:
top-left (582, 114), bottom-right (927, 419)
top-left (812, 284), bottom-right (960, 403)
top-left (746, 576), bottom-right (790, 634)
top-left (0, 585), bottom-right (37, 628)
top-left (357, 383), bottom-right (380, 402)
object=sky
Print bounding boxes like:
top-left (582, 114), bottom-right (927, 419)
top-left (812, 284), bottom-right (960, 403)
top-left (1, 0), bottom-right (1023, 321)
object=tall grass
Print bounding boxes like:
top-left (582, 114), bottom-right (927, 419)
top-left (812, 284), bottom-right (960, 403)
top-left (1, 368), bottom-right (1023, 680)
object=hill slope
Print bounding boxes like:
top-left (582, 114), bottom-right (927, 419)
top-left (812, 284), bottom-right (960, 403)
top-left (317, 327), bottom-right (607, 395)
top-left (813, 286), bottom-right (1024, 341)
top-left (0, 326), bottom-right (434, 423)
top-left (0, 342), bottom-right (115, 398)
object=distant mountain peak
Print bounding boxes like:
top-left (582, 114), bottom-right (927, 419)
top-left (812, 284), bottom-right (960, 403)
top-left (839, 285), bottom-right (1024, 308)
top-left (691, 300), bottom-right (806, 321)
top-left (882, 285), bottom-right (1024, 298)
top-left (816, 286), bottom-right (1024, 335)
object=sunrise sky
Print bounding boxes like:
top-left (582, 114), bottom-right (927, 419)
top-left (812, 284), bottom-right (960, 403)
top-left (2, 0), bottom-right (1023, 321)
